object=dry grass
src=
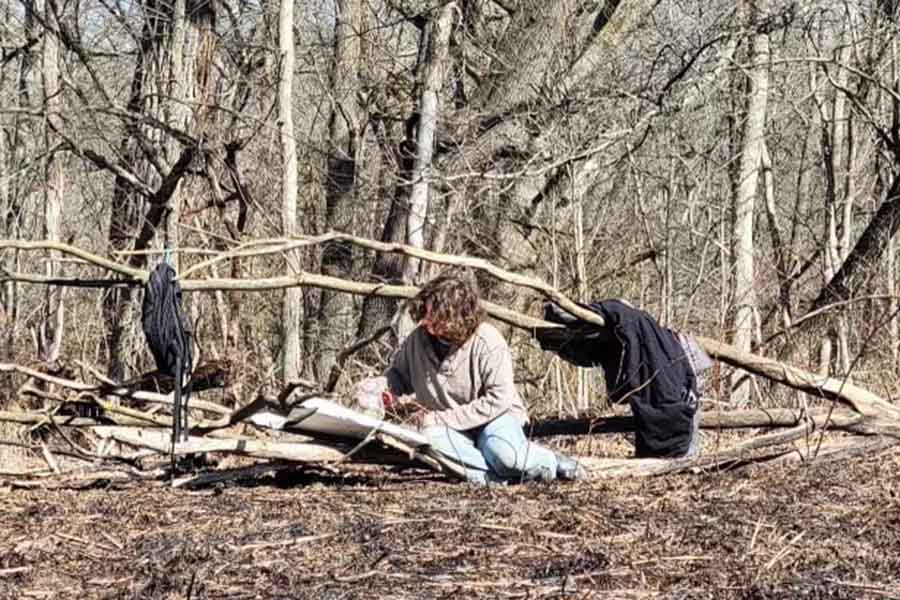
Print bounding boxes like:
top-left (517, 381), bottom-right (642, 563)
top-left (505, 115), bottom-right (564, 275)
top-left (2, 438), bottom-right (899, 599)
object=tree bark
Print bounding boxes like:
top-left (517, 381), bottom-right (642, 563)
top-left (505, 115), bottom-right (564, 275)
top-left (316, 0), bottom-right (364, 379)
top-left (356, 4), bottom-right (456, 343)
top-left (403, 3), bottom-right (456, 286)
top-left (816, 26), bottom-right (857, 376)
top-left (889, 234), bottom-right (898, 365)
top-left (278, 0), bottom-right (301, 383)
top-left (730, 1), bottom-right (770, 406)
top-left (103, 0), bottom-right (169, 380)
top-left (811, 171), bottom-right (900, 312)
top-left (1, 0), bottom-right (38, 369)
top-left (810, 2), bottom-right (900, 315)
top-left (101, 0), bottom-right (210, 380)
top-left (37, 0), bottom-right (64, 363)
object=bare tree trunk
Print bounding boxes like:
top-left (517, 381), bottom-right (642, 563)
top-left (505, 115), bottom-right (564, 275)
top-left (278, 0), bottom-right (300, 383)
top-left (100, 0), bottom-right (212, 379)
top-left (2, 0), bottom-right (38, 367)
top-left (817, 26), bottom-right (858, 377)
top-left (662, 185), bottom-right (673, 326)
top-left (103, 0), bottom-right (172, 380)
top-left (761, 142), bottom-right (791, 331)
top-left (163, 0), bottom-right (189, 270)
top-left (887, 14), bottom-right (899, 369)
top-left (572, 167), bottom-right (590, 411)
top-left (0, 130), bottom-right (11, 371)
top-left (37, 0), bottom-right (64, 363)
top-left (813, 169), bottom-right (900, 314)
top-left (355, 191), bottom-right (407, 343)
top-left (730, 0), bottom-right (770, 406)
top-left (402, 3), bottom-right (456, 285)
top-left (811, 3), bottom-right (900, 316)
top-left (889, 234), bottom-right (899, 366)
top-left (0, 39), bottom-right (12, 365)
top-left (316, 0), bottom-right (363, 380)
top-left (356, 4), bottom-right (456, 343)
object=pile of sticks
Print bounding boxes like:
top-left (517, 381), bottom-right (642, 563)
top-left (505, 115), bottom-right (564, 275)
top-left (0, 360), bottom-right (468, 489)
top-left (1, 357), bottom-right (897, 490)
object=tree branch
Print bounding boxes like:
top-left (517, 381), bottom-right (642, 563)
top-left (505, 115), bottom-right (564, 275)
top-left (6, 237), bottom-right (900, 421)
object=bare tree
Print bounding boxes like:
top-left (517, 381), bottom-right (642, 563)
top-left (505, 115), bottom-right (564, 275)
top-left (1, 0), bottom-right (39, 367)
top-left (730, 0), bottom-right (771, 406)
top-left (37, 0), bottom-right (64, 363)
top-left (279, 0), bottom-right (300, 383)
top-left (400, 3), bottom-right (456, 309)
top-left (98, 0), bottom-right (216, 379)
top-left (356, 2), bottom-right (458, 341)
top-left (809, 1), bottom-right (897, 303)
top-left (316, 0), bottom-right (365, 379)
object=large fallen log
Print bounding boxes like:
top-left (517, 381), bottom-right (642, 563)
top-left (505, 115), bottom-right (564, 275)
top-left (527, 408), bottom-right (865, 437)
top-left (579, 426), bottom-right (898, 479)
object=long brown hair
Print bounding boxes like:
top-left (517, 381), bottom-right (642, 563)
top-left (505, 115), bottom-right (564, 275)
top-left (409, 270), bottom-right (485, 346)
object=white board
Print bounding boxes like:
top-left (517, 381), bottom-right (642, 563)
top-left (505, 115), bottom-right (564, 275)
top-left (249, 397), bottom-right (429, 449)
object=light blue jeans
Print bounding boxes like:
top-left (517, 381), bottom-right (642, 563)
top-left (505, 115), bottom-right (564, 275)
top-left (423, 413), bottom-right (559, 485)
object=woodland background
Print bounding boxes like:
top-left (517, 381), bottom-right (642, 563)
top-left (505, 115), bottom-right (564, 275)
top-left (1, 0), bottom-right (899, 418)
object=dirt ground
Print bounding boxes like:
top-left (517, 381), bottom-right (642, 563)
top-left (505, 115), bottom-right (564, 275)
top-left (2, 441), bottom-right (900, 600)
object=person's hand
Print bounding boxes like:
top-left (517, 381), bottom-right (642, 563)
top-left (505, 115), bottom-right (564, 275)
top-left (381, 390), bottom-right (397, 411)
top-left (385, 394), bottom-right (422, 420)
top-left (406, 409), bottom-right (433, 430)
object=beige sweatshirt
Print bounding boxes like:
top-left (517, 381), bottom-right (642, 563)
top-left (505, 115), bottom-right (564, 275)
top-left (384, 322), bottom-right (529, 431)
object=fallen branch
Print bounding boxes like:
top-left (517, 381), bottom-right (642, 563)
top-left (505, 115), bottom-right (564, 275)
top-left (2, 361), bottom-right (232, 416)
top-left (19, 383), bottom-right (227, 430)
top-left (767, 435), bottom-right (898, 466)
top-left (93, 426), bottom-right (351, 462)
top-left (579, 423), bottom-right (833, 479)
top-left (0, 410), bottom-right (147, 427)
top-left (528, 408), bottom-right (864, 438)
top-left (171, 461), bottom-right (302, 489)
top-left (374, 432), bottom-right (467, 480)
top-left (1, 466), bottom-right (167, 490)
top-left (0, 239), bottom-right (146, 281)
top-left (6, 238), bottom-right (898, 422)
top-left (697, 338), bottom-right (900, 420)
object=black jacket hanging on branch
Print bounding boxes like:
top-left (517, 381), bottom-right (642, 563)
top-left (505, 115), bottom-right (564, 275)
top-left (141, 261), bottom-right (193, 443)
top-left (536, 299), bottom-right (699, 458)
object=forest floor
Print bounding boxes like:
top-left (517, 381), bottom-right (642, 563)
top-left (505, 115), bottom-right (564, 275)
top-left (2, 434), bottom-right (900, 600)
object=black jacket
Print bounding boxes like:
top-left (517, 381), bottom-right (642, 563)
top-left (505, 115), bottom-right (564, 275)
top-left (536, 300), bottom-right (696, 457)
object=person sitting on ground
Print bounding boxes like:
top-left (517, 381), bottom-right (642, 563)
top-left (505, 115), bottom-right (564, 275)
top-left (359, 271), bottom-right (584, 485)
